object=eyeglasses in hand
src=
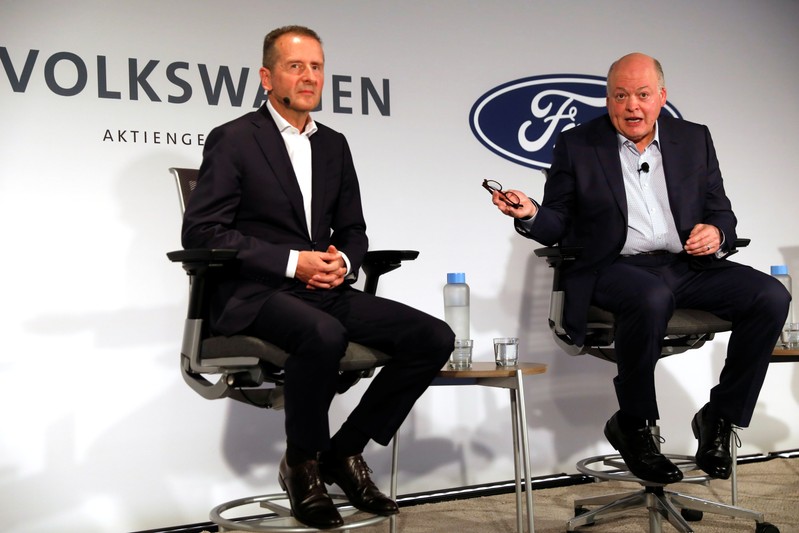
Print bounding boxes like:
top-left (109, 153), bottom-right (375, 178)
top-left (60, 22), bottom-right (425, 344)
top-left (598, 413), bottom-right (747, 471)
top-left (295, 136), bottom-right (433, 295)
top-left (482, 179), bottom-right (522, 208)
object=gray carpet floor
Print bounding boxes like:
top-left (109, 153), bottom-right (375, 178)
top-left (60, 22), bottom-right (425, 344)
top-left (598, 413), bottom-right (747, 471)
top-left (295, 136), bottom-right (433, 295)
top-left (211, 456), bottom-right (799, 533)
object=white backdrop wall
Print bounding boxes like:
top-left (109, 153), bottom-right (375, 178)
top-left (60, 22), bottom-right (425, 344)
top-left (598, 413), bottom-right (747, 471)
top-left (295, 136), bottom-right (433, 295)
top-left (2, 1), bottom-right (798, 531)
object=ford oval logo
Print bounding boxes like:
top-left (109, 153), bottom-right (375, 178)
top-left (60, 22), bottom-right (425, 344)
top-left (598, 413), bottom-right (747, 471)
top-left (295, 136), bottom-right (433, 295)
top-left (469, 74), bottom-right (683, 170)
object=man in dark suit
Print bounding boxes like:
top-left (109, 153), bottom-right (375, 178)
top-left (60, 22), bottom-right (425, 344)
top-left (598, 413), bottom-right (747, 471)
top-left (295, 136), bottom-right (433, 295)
top-left (491, 53), bottom-right (790, 484)
top-left (182, 25), bottom-right (453, 529)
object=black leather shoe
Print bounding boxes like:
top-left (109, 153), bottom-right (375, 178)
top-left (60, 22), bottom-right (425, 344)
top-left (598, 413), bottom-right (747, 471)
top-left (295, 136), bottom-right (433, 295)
top-left (278, 455), bottom-right (344, 529)
top-left (692, 403), bottom-right (733, 479)
top-left (320, 453), bottom-right (399, 516)
top-left (604, 411), bottom-right (683, 484)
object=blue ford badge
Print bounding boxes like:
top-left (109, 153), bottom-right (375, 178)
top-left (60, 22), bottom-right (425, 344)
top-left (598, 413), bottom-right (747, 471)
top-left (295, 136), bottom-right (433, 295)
top-left (469, 74), bottom-right (682, 170)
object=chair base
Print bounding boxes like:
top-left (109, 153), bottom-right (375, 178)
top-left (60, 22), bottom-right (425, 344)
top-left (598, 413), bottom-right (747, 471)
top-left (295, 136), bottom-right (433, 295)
top-left (210, 492), bottom-right (391, 532)
top-left (568, 453), bottom-right (779, 533)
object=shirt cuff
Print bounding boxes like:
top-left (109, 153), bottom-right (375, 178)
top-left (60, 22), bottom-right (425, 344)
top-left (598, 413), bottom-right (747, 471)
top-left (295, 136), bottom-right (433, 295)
top-left (714, 231), bottom-right (729, 259)
top-left (516, 198), bottom-right (540, 230)
top-left (286, 250), bottom-right (300, 278)
top-left (340, 251), bottom-right (354, 280)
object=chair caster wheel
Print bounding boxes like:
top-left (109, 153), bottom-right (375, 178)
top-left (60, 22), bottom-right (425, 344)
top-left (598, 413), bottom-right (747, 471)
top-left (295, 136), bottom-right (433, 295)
top-left (574, 507), bottom-right (595, 526)
top-left (680, 508), bottom-right (703, 521)
top-left (756, 522), bottom-right (780, 533)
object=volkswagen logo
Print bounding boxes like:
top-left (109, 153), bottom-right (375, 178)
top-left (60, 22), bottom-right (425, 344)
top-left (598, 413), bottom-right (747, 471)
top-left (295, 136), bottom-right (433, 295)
top-left (469, 74), bottom-right (683, 170)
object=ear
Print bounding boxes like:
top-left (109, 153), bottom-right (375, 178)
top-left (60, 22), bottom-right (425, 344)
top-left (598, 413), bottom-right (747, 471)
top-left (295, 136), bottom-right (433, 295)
top-left (259, 67), bottom-right (272, 92)
top-left (659, 86), bottom-right (668, 106)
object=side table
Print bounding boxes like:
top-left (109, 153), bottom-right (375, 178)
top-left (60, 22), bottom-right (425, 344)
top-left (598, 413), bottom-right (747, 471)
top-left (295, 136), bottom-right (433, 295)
top-left (390, 362), bottom-right (547, 533)
top-left (772, 347), bottom-right (799, 363)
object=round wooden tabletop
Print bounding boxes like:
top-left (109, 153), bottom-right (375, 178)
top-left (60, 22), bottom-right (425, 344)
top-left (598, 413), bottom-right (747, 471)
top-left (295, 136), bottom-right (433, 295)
top-left (438, 361), bottom-right (547, 378)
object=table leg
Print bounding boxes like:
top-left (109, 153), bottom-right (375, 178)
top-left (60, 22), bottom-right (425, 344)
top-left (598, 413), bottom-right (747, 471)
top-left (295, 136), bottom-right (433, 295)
top-left (390, 433), bottom-right (399, 533)
top-left (515, 368), bottom-right (536, 533)
top-left (510, 388), bottom-right (524, 533)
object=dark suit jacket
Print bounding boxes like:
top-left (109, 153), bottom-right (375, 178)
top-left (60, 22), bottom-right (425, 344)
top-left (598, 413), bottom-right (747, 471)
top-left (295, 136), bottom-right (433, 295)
top-left (182, 105), bottom-right (368, 335)
top-left (517, 114), bottom-right (738, 345)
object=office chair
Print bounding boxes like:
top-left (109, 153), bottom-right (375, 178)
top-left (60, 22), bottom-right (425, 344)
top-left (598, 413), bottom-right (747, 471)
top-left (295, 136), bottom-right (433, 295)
top-left (168, 167), bottom-right (413, 532)
top-left (535, 244), bottom-right (780, 533)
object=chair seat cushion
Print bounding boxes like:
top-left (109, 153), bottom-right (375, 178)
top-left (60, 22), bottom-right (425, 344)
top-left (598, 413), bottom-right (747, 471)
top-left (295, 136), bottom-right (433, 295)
top-left (201, 335), bottom-right (392, 371)
top-left (663, 309), bottom-right (732, 335)
top-left (587, 307), bottom-right (733, 336)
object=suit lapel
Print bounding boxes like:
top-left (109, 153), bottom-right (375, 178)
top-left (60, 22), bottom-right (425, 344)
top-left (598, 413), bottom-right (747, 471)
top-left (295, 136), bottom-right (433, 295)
top-left (592, 117), bottom-right (628, 220)
top-left (251, 106), bottom-right (309, 236)
top-left (657, 116), bottom-right (690, 232)
top-left (309, 132), bottom-right (327, 242)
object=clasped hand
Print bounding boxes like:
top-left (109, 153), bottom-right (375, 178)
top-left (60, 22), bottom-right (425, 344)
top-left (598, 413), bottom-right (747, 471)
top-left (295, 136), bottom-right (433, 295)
top-left (296, 245), bottom-right (347, 289)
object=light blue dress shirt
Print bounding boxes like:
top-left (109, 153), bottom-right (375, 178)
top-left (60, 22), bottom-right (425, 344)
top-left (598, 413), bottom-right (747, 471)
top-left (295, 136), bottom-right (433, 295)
top-left (617, 125), bottom-right (683, 255)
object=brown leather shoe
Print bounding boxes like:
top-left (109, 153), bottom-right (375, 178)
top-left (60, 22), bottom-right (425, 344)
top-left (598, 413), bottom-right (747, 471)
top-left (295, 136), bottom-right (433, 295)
top-left (278, 455), bottom-right (344, 529)
top-left (320, 453), bottom-right (399, 516)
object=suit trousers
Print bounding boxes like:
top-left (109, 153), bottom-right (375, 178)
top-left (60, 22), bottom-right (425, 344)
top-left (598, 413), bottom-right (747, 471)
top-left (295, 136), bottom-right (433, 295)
top-left (245, 284), bottom-right (454, 453)
top-left (592, 254), bottom-right (790, 426)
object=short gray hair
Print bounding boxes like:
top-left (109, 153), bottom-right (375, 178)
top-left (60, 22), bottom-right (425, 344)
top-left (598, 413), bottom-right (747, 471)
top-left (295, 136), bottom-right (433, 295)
top-left (262, 25), bottom-right (322, 69)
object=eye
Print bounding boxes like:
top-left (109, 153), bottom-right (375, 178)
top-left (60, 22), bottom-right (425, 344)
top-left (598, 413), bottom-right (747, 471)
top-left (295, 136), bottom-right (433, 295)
top-left (639, 91), bottom-right (650, 100)
top-left (614, 94), bottom-right (627, 102)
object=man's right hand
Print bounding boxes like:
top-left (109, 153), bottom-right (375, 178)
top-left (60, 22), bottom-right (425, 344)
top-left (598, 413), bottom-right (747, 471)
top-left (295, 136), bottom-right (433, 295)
top-left (492, 189), bottom-right (537, 219)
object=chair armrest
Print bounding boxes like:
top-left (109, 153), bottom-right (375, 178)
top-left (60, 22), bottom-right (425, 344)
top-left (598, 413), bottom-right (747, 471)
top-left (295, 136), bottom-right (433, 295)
top-left (534, 246), bottom-right (582, 268)
top-left (167, 248), bottom-right (239, 262)
top-left (534, 238), bottom-right (748, 267)
top-left (167, 249), bottom-right (239, 320)
top-left (361, 250), bottom-right (419, 295)
top-left (168, 247), bottom-right (420, 312)
top-left (167, 248), bottom-right (239, 273)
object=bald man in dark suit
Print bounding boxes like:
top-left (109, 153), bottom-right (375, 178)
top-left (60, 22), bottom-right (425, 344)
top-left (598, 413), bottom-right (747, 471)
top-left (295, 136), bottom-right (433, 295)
top-left (491, 52), bottom-right (789, 486)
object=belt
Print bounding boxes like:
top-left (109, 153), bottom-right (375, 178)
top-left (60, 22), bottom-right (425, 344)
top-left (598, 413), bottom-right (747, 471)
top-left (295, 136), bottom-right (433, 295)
top-left (621, 250), bottom-right (672, 257)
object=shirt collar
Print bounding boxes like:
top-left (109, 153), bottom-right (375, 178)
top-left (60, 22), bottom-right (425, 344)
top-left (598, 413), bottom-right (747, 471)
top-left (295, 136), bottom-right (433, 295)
top-left (266, 99), bottom-right (318, 137)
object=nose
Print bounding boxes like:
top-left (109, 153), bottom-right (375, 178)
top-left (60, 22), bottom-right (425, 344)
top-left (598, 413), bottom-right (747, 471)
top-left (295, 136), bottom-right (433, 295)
top-left (303, 66), bottom-right (319, 83)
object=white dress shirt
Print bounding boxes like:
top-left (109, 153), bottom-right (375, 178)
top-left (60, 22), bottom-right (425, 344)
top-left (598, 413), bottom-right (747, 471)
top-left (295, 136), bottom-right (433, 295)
top-left (265, 101), bottom-right (351, 278)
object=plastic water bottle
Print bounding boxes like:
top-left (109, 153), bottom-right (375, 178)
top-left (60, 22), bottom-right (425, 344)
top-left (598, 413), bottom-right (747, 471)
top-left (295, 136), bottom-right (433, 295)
top-left (443, 272), bottom-right (470, 340)
top-left (771, 265), bottom-right (793, 326)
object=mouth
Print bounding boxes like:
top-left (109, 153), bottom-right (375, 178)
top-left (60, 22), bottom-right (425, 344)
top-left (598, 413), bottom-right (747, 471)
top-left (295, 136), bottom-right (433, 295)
top-left (625, 117), bottom-right (644, 125)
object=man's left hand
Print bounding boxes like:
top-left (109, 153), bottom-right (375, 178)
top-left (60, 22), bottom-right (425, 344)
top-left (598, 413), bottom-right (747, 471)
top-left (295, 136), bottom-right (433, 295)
top-left (685, 224), bottom-right (721, 256)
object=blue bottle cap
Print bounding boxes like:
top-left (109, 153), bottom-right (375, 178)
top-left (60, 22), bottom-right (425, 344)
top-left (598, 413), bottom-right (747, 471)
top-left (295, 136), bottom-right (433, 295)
top-left (447, 272), bottom-right (466, 283)
top-left (771, 265), bottom-right (788, 275)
